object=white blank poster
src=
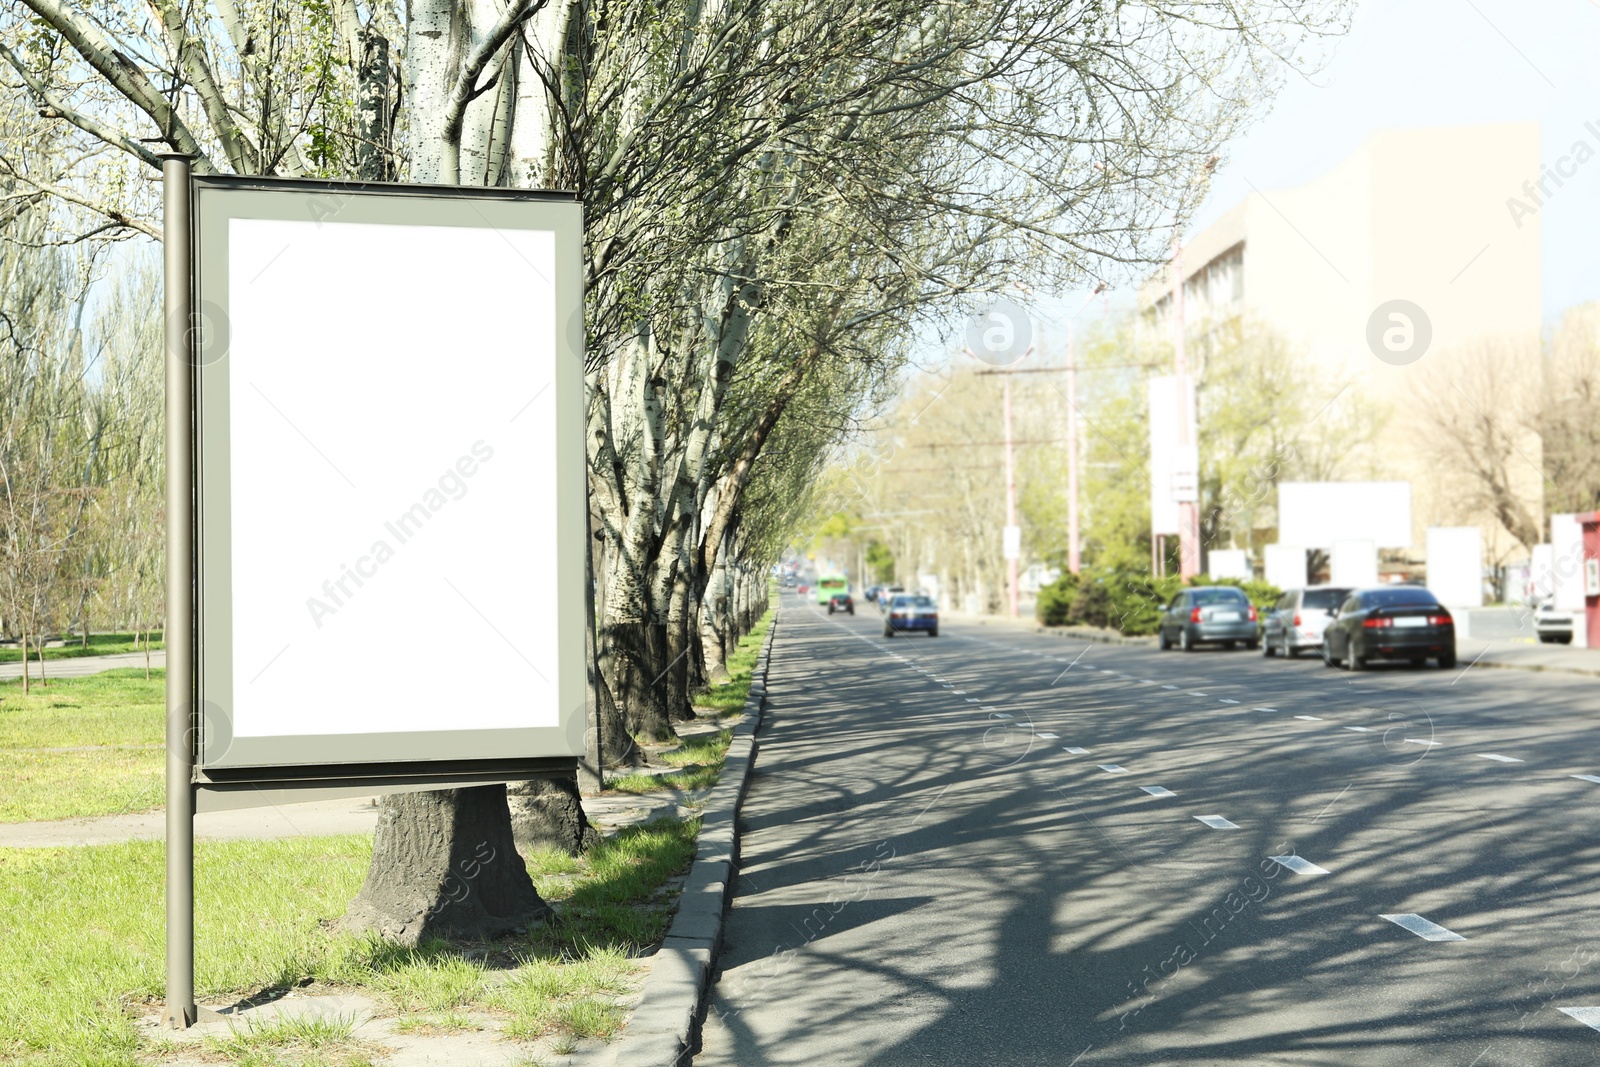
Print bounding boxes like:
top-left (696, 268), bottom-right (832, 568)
top-left (225, 217), bottom-right (559, 738)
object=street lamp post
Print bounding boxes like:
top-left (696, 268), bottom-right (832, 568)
top-left (1004, 374), bottom-right (1019, 617)
top-left (1171, 236), bottom-right (1201, 578)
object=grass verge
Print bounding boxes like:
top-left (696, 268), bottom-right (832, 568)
top-left (0, 632), bottom-right (165, 663)
top-left (0, 818), bottom-right (700, 1065)
top-left (0, 668), bottom-right (166, 822)
top-left (690, 605), bottom-right (773, 716)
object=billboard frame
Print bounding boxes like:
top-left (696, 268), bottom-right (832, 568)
top-left (161, 161), bottom-right (586, 1027)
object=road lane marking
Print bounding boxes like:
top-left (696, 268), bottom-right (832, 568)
top-left (1195, 815), bottom-right (1238, 829)
top-left (952, 689), bottom-right (967, 694)
top-left (1381, 914), bottom-right (1465, 941)
top-left (1572, 775), bottom-right (1600, 784)
top-left (1192, 692), bottom-right (1209, 697)
top-left (1065, 747), bottom-right (1090, 754)
top-left (1140, 786), bottom-right (1176, 797)
top-left (1269, 855), bottom-right (1329, 876)
top-left (990, 713), bottom-right (1013, 720)
top-left (1099, 764), bottom-right (1128, 774)
top-left (1476, 753), bottom-right (1522, 762)
top-left (1344, 726), bottom-right (1375, 732)
top-left (1253, 707), bottom-right (1277, 712)
top-left (1037, 733), bottom-right (1059, 739)
top-left (980, 706), bottom-right (999, 711)
top-left (1162, 685), bottom-right (1180, 690)
top-left (1404, 738), bottom-right (1440, 747)
top-left (965, 698), bottom-right (981, 703)
top-left (1557, 1007), bottom-right (1600, 1031)
top-left (1218, 698), bottom-right (1240, 704)
top-left (1294, 715), bottom-right (1322, 721)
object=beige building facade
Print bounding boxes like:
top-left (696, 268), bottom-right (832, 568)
top-left (1140, 123), bottom-right (1546, 567)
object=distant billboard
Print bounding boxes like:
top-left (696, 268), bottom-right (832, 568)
top-left (1278, 482), bottom-right (1412, 549)
top-left (1425, 527), bottom-right (1483, 607)
top-left (1147, 376), bottom-right (1196, 536)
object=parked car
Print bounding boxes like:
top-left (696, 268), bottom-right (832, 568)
top-left (1534, 598), bottom-right (1574, 644)
top-left (1157, 586), bottom-right (1259, 651)
top-left (1263, 585), bottom-right (1351, 658)
top-left (1322, 586), bottom-right (1455, 669)
top-left (883, 594), bottom-right (938, 637)
top-left (828, 593), bottom-right (855, 615)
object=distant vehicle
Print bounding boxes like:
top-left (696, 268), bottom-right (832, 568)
top-left (1263, 585), bottom-right (1351, 659)
top-left (864, 584), bottom-right (883, 605)
top-left (797, 584), bottom-right (809, 596)
top-left (876, 585), bottom-right (906, 609)
top-left (1322, 587), bottom-right (1455, 669)
top-left (815, 574), bottom-right (849, 606)
top-left (884, 594), bottom-right (938, 637)
top-left (828, 593), bottom-right (854, 615)
top-left (1157, 586), bottom-right (1259, 651)
top-left (1534, 598), bottom-right (1574, 644)
top-left (783, 574), bottom-right (798, 588)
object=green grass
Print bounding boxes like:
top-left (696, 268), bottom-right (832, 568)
top-left (0, 631), bottom-right (164, 664)
top-left (690, 606), bottom-right (773, 715)
top-left (0, 817), bottom-right (701, 1065)
top-left (0, 669), bottom-right (166, 822)
top-left (660, 730), bottom-right (732, 768)
top-left (606, 765), bottom-right (722, 794)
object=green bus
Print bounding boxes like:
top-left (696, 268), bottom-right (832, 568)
top-left (815, 574), bottom-right (849, 605)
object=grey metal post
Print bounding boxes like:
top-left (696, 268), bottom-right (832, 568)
top-left (161, 153), bottom-right (197, 1030)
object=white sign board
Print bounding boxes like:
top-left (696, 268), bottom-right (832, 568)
top-left (1330, 539), bottom-right (1378, 588)
top-left (1207, 549), bottom-right (1251, 581)
top-left (1278, 482), bottom-right (1412, 549)
top-left (1002, 524), bottom-right (1022, 560)
top-left (1147, 376), bottom-right (1196, 535)
top-left (1425, 527), bottom-right (1482, 607)
top-left (1264, 544), bottom-right (1307, 591)
top-left (194, 180), bottom-right (587, 770)
top-left (1550, 514), bottom-right (1585, 611)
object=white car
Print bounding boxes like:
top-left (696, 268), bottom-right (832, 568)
top-left (1263, 585), bottom-right (1351, 658)
top-left (1534, 599), bottom-right (1574, 644)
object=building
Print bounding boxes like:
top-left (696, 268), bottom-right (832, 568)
top-left (1139, 123), bottom-right (1545, 569)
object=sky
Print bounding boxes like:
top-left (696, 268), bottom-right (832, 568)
top-left (1021, 0), bottom-right (1600, 349)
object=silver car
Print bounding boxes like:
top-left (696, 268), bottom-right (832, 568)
top-left (1157, 586), bottom-right (1259, 651)
top-left (1534, 598), bottom-right (1574, 644)
top-left (1263, 585), bottom-right (1351, 658)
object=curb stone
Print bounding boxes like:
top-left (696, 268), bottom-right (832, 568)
top-left (605, 610), bottom-right (778, 1067)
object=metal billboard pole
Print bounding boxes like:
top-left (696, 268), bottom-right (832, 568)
top-left (160, 153), bottom-right (199, 1029)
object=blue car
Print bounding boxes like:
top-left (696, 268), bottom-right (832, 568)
top-left (883, 594), bottom-right (938, 637)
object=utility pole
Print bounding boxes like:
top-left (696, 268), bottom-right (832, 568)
top-left (1066, 322), bottom-right (1080, 575)
top-left (1172, 237), bottom-right (1201, 579)
top-left (1004, 375), bottom-right (1019, 617)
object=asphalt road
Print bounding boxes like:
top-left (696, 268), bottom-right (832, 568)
top-left (696, 592), bottom-right (1600, 1066)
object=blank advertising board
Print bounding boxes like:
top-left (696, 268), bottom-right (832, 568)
top-left (1278, 482), bottom-right (1412, 550)
top-left (190, 177), bottom-right (586, 772)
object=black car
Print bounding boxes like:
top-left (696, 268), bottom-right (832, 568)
top-left (828, 593), bottom-right (854, 615)
top-left (1322, 586), bottom-right (1456, 670)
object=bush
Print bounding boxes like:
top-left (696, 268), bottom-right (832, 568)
top-left (1106, 571), bottom-right (1183, 635)
top-left (1035, 573), bottom-right (1079, 625)
top-left (1185, 573), bottom-right (1282, 615)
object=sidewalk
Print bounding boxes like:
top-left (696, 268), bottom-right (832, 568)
top-left (0, 649), bottom-right (165, 680)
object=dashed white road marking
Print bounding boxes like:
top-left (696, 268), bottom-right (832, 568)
top-left (1381, 913), bottom-right (1465, 941)
top-left (1140, 786), bottom-right (1177, 797)
top-left (1476, 753), bottom-right (1522, 763)
top-left (1195, 815), bottom-right (1238, 829)
top-left (980, 706), bottom-right (999, 711)
top-left (1162, 685), bottom-right (1180, 690)
top-left (952, 689), bottom-right (967, 694)
top-left (1344, 726), bottom-right (1376, 732)
top-left (1191, 692), bottom-right (1209, 697)
top-left (1572, 775), bottom-right (1600, 784)
top-left (1037, 732), bottom-right (1059, 739)
top-left (1218, 698), bottom-right (1240, 704)
top-left (1253, 707), bottom-right (1277, 712)
top-left (1403, 738), bottom-right (1440, 747)
top-left (1099, 764), bottom-right (1128, 774)
top-left (1557, 1007), bottom-right (1600, 1031)
top-left (1064, 747), bottom-right (1091, 755)
top-left (1294, 715), bottom-right (1322, 721)
top-left (1269, 855), bottom-right (1329, 877)
top-left (965, 698), bottom-right (981, 703)
top-left (990, 713), bottom-right (1013, 720)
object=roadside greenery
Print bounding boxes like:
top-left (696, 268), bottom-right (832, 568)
top-left (0, 668), bottom-right (164, 822)
top-left (0, 632), bottom-right (164, 664)
top-left (0, 819), bottom-right (698, 1065)
top-left (1036, 571), bottom-right (1281, 636)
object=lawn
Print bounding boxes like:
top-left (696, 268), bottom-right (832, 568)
top-left (0, 631), bottom-right (164, 664)
top-left (0, 818), bottom-right (699, 1066)
top-left (0, 668), bottom-right (166, 822)
top-left (688, 604), bottom-right (774, 716)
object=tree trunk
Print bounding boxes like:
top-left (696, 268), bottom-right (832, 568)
top-left (604, 620), bottom-right (673, 742)
top-left (508, 777), bottom-right (599, 856)
top-left (344, 785), bottom-right (551, 946)
top-left (19, 630), bottom-right (28, 695)
top-left (356, 29), bottom-right (392, 181)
